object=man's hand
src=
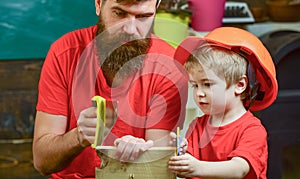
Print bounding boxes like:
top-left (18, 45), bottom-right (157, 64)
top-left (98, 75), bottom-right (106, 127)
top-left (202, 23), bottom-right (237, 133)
top-left (77, 107), bottom-right (97, 147)
top-left (114, 135), bottom-right (154, 162)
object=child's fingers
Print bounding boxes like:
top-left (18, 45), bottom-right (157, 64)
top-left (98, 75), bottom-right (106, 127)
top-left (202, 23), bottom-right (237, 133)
top-left (168, 132), bottom-right (177, 145)
top-left (180, 138), bottom-right (188, 153)
top-left (169, 154), bottom-right (188, 162)
top-left (180, 138), bottom-right (188, 147)
top-left (168, 161), bottom-right (189, 172)
top-left (169, 132), bottom-right (176, 140)
top-left (169, 159), bottom-right (182, 168)
top-left (169, 155), bottom-right (181, 161)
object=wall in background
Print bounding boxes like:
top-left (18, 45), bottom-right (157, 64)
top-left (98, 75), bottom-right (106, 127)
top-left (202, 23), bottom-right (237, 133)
top-left (0, 0), bottom-right (97, 60)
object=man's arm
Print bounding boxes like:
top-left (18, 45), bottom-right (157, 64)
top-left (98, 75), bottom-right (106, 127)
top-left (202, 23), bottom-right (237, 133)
top-left (32, 111), bottom-right (82, 175)
top-left (32, 108), bottom-right (97, 175)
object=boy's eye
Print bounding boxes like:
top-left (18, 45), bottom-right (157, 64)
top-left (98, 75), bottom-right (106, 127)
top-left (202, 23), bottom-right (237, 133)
top-left (190, 83), bottom-right (198, 88)
top-left (203, 82), bottom-right (211, 87)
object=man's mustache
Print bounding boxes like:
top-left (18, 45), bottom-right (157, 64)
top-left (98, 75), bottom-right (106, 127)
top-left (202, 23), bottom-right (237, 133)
top-left (100, 32), bottom-right (142, 46)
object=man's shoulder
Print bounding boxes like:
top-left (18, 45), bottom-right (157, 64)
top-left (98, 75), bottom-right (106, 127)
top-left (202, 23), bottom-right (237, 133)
top-left (146, 35), bottom-right (183, 72)
top-left (49, 25), bottom-right (97, 55)
top-left (149, 34), bottom-right (175, 57)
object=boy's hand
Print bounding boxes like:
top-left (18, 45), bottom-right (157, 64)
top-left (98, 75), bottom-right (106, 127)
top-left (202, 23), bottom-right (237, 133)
top-left (168, 153), bottom-right (200, 178)
top-left (114, 135), bottom-right (153, 162)
top-left (169, 132), bottom-right (188, 155)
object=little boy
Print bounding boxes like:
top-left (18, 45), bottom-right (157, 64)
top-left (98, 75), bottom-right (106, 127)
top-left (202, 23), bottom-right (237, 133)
top-left (168, 27), bottom-right (278, 178)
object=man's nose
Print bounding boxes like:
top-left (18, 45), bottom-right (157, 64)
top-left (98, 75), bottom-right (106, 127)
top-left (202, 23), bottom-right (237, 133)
top-left (122, 17), bottom-right (137, 35)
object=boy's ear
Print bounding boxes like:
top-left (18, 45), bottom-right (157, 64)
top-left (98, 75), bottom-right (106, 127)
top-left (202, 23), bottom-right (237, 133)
top-left (235, 75), bottom-right (248, 95)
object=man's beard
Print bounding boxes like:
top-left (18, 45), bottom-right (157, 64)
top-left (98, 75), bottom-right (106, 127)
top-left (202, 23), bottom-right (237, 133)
top-left (95, 14), bottom-right (152, 86)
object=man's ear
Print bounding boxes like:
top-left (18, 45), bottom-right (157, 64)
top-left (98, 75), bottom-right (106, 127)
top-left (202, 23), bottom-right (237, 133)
top-left (95, 0), bottom-right (102, 16)
top-left (235, 75), bottom-right (248, 95)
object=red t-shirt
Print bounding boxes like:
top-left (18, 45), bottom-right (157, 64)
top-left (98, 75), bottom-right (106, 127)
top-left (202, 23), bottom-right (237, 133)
top-left (36, 25), bottom-right (188, 178)
top-left (186, 111), bottom-right (268, 179)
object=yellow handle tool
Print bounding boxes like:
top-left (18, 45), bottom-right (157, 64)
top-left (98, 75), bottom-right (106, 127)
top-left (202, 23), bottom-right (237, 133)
top-left (91, 96), bottom-right (106, 148)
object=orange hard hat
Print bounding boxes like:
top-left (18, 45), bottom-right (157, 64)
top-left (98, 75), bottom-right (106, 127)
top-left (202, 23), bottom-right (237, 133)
top-left (175, 27), bottom-right (278, 111)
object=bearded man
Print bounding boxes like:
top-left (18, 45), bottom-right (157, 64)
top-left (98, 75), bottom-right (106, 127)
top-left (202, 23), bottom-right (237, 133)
top-left (33, 0), bottom-right (187, 178)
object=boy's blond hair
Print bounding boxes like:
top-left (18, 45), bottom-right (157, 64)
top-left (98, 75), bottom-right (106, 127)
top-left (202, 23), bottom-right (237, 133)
top-left (184, 46), bottom-right (250, 100)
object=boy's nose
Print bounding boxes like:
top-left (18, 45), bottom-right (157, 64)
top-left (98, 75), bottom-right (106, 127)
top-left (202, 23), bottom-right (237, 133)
top-left (196, 88), bottom-right (205, 97)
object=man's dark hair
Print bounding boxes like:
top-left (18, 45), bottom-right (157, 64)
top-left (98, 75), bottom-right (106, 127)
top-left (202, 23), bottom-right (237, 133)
top-left (102, 0), bottom-right (160, 7)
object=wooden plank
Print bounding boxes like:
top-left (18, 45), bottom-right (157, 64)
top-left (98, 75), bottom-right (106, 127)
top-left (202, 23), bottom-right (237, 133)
top-left (95, 146), bottom-right (176, 179)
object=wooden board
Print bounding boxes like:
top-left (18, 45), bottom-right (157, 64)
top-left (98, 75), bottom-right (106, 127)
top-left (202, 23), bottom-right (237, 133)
top-left (95, 146), bottom-right (176, 179)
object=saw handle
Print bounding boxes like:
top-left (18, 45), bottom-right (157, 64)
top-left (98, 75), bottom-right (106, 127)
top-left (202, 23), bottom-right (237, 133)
top-left (91, 96), bottom-right (106, 148)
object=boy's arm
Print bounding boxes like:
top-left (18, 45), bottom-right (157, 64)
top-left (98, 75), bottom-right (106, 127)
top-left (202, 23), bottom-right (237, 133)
top-left (169, 154), bottom-right (250, 179)
top-left (197, 157), bottom-right (250, 178)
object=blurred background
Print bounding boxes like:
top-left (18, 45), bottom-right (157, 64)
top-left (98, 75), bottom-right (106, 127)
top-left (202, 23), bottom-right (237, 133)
top-left (0, 0), bottom-right (299, 178)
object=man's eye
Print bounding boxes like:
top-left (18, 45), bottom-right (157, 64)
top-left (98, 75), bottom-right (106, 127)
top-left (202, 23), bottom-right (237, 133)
top-left (136, 14), bottom-right (153, 19)
top-left (114, 10), bottom-right (127, 17)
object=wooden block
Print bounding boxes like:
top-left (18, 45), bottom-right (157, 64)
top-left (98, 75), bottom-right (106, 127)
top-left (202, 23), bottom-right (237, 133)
top-left (95, 146), bottom-right (176, 179)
